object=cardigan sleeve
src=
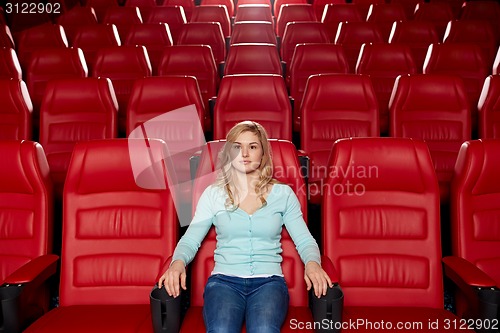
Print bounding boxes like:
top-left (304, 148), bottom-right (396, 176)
top-left (282, 186), bottom-right (321, 266)
top-left (171, 186), bottom-right (216, 266)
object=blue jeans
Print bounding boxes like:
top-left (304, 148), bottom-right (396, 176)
top-left (202, 274), bottom-right (289, 333)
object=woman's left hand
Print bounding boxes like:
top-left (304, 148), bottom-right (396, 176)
top-left (304, 261), bottom-right (333, 298)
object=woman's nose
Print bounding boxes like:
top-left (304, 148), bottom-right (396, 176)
top-left (241, 147), bottom-right (249, 157)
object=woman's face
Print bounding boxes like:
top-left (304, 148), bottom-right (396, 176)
top-left (229, 131), bottom-right (264, 175)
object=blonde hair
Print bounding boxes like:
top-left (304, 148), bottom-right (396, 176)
top-left (215, 121), bottom-right (277, 209)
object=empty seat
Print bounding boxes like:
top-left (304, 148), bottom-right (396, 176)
top-left (102, 6), bottom-right (143, 41)
top-left (322, 136), bottom-right (467, 332)
top-left (350, 0), bottom-right (385, 18)
top-left (312, 0), bottom-right (344, 21)
top-left (158, 45), bottom-right (218, 131)
top-left (288, 43), bottom-right (349, 130)
top-left (413, 2), bottom-right (455, 39)
top-left (177, 22), bottom-right (226, 65)
top-left (56, 6), bottom-right (98, 45)
top-left (389, 0), bottom-right (420, 19)
top-left (388, 20), bottom-right (440, 72)
top-left (280, 21), bottom-right (331, 70)
top-left (213, 74), bottom-right (292, 140)
top-left (300, 74), bottom-right (379, 204)
top-left (334, 21), bottom-right (384, 72)
top-left (236, 0), bottom-right (271, 8)
top-left (444, 138), bottom-right (500, 321)
top-left (72, 23), bottom-right (121, 73)
top-left (478, 75), bottom-right (500, 139)
top-left (0, 23), bottom-right (15, 49)
top-left (39, 77), bottom-right (118, 198)
top-left (162, 0), bottom-right (195, 20)
top-left (144, 5), bottom-right (187, 44)
top-left (224, 43), bottom-right (282, 76)
top-left (274, 0), bottom-right (308, 18)
top-left (26, 47), bottom-right (88, 127)
top-left (389, 74), bottom-right (471, 203)
top-left (190, 5), bottom-right (231, 38)
top-left (84, 0), bottom-right (120, 22)
top-left (321, 3), bottom-right (364, 40)
top-left (15, 24), bottom-right (68, 71)
top-left (233, 4), bottom-right (274, 23)
top-left (92, 45), bottom-right (152, 135)
top-left (423, 43), bottom-right (490, 132)
top-left (0, 47), bottom-right (22, 79)
top-left (201, 0), bottom-right (235, 17)
top-left (0, 79), bottom-right (32, 140)
top-left (23, 138), bottom-right (178, 333)
top-left (0, 140), bottom-right (57, 332)
top-left (276, 4), bottom-right (317, 38)
top-left (443, 19), bottom-right (499, 67)
top-left (230, 21), bottom-right (276, 45)
top-left (124, 0), bottom-right (157, 20)
top-left (459, 0), bottom-right (500, 36)
top-left (356, 42), bottom-right (417, 135)
top-left (366, 3), bottom-right (407, 41)
top-left (124, 23), bottom-right (173, 75)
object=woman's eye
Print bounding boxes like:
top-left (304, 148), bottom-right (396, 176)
top-left (232, 145), bottom-right (241, 150)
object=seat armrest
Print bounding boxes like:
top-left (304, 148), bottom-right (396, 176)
top-left (4, 254), bottom-right (59, 286)
top-left (189, 152), bottom-right (202, 182)
top-left (297, 150), bottom-right (309, 181)
top-left (443, 256), bottom-right (496, 288)
top-left (209, 97), bottom-right (217, 118)
top-left (150, 284), bottom-right (182, 333)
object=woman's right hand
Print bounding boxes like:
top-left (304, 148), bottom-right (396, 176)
top-left (158, 260), bottom-right (187, 298)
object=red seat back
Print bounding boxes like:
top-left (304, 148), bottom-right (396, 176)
top-left (102, 6), bottom-right (143, 41)
top-left (233, 4), bottom-right (274, 23)
top-left (478, 75), bottom-right (500, 139)
top-left (56, 6), bottom-right (98, 45)
top-left (201, 0), bottom-right (235, 17)
top-left (177, 22), bottom-right (226, 64)
top-left (321, 3), bottom-right (364, 40)
top-left (162, 0), bottom-right (195, 21)
top-left (413, 2), bottom-right (455, 39)
top-left (366, 3), bottom-right (407, 40)
top-left (323, 137), bottom-right (442, 307)
top-left (213, 74), bottom-right (292, 140)
top-left (230, 21), bottom-right (276, 45)
top-left (191, 5), bottom-right (231, 38)
top-left (144, 6), bottom-right (187, 44)
top-left (0, 47), bottom-right (22, 80)
top-left (0, 24), bottom-right (15, 49)
top-left (276, 4), bottom-right (317, 37)
top-left (0, 79), bottom-right (32, 140)
top-left (224, 43), bottom-right (282, 76)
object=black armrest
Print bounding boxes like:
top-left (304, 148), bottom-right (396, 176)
top-left (1, 284), bottom-right (23, 333)
top-left (150, 285), bottom-right (182, 333)
top-left (310, 285), bottom-right (343, 333)
top-left (209, 97), bottom-right (217, 119)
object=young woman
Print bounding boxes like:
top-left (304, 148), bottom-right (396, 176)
top-left (158, 121), bottom-right (332, 333)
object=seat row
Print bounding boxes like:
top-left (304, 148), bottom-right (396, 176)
top-left (2, 136), bottom-right (500, 332)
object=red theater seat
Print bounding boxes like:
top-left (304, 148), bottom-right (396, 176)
top-left (213, 74), bottom-right (292, 140)
top-left (230, 21), bottom-right (276, 45)
top-left (144, 6), bottom-right (187, 44)
top-left (102, 6), bottom-right (143, 41)
top-left (56, 6), bottom-right (98, 45)
top-left (274, 0), bottom-right (308, 18)
top-left (125, 0), bottom-right (157, 20)
top-left (322, 137), bottom-right (471, 332)
top-left (177, 22), bottom-right (226, 65)
top-left (356, 42), bottom-right (417, 135)
top-left (0, 47), bottom-right (22, 79)
top-left (84, 0), bottom-right (120, 22)
top-left (224, 43), bottom-right (282, 76)
top-left (443, 139), bottom-right (500, 323)
top-left (312, 0), bottom-right (344, 21)
top-left (413, 2), bottom-right (455, 39)
top-left (478, 74), bottom-right (500, 139)
top-left (39, 77), bottom-right (118, 199)
top-left (350, 0), bottom-right (385, 18)
top-left (0, 140), bottom-right (57, 332)
top-left (0, 79), bottom-right (32, 140)
top-left (321, 3), bottom-right (364, 41)
top-left (459, 0), bottom-right (500, 37)
top-left (24, 138), bottom-right (179, 333)
top-left (366, 3), bottom-right (407, 41)
top-left (300, 74), bottom-right (379, 204)
top-left (201, 0), bottom-right (235, 17)
top-left (389, 74), bottom-right (471, 203)
top-left (190, 5), bottom-right (231, 38)
top-left (233, 4), bottom-right (274, 24)
top-left (162, 0), bottom-right (195, 21)
top-left (288, 43), bottom-right (349, 130)
top-left (276, 4), bottom-right (317, 38)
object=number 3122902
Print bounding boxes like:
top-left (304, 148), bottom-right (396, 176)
top-left (5, 2), bottom-right (61, 14)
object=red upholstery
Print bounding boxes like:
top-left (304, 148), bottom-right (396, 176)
top-left (72, 23), bottom-right (121, 73)
top-left (180, 139), bottom-right (312, 332)
top-left (92, 45), bottom-right (152, 135)
top-left (0, 79), bottom-right (32, 140)
top-left (334, 21), bottom-right (384, 72)
top-left (163, 0), bottom-right (195, 21)
top-left (280, 21), bottom-right (331, 70)
top-left (443, 19), bottom-right (499, 67)
top-left (389, 0), bottom-right (420, 19)
top-left (191, 5), bottom-right (231, 38)
top-left (24, 138), bottom-right (178, 333)
top-left (356, 42), bottom-right (417, 135)
top-left (300, 74), bottom-right (379, 204)
top-left (350, 0), bottom-right (385, 18)
top-left (177, 22), bottom-right (226, 64)
top-left (478, 75), bottom-right (500, 139)
top-left (321, 3), bottom-right (364, 41)
top-left (274, 0), bottom-right (307, 18)
top-left (15, 24), bottom-right (68, 71)
top-left (322, 137), bottom-right (470, 331)
top-left (413, 2), bottom-right (455, 39)
top-left (459, 0), bottom-right (500, 37)
top-left (39, 77), bottom-right (117, 198)
top-left (389, 74), bottom-right (471, 203)
top-left (0, 24), bottom-right (14, 49)
top-left (0, 140), bottom-right (54, 331)
top-left (366, 3), bottom-right (407, 41)
top-left (388, 20), bottom-right (440, 72)
top-left (0, 47), bottom-right (22, 79)
top-left (56, 6), bottom-right (98, 45)
top-left (224, 43), bottom-right (282, 76)
top-left (144, 6), bottom-right (187, 44)
top-left (124, 23), bottom-right (173, 75)
top-left (201, 0), bottom-right (235, 17)
top-left (423, 42), bottom-right (490, 132)
top-left (276, 4), bottom-right (317, 38)
top-left (85, 0), bottom-right (120, 22)
top-left (311, 0), bottom-right (344, 21)
top-left (288, 43), bottom-right (349, 130)
top-left (124, 0), bottom-right (157, 20)
top-left (237, 0), bottom-right (271, 7)
top-left (102, 6), bottom-right (143, 41)
top-left (230, 21), bottom-right (276, 45)
top-left (26, 47), bottom-right (88, 124)
top-left (233, 4), bottom-right (273, 24)
top-left (213, 74), bottom-right (292, 140)
top-left (158, 45), bottom-right (218, 130)
top-left (448, 139), bottom-right (500, 315)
